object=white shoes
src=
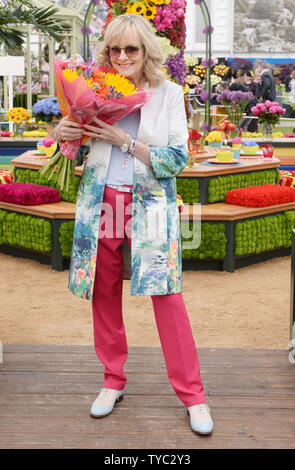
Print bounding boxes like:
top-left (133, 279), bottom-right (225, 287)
top-left (90, 387), bottom-right (124, 418)
top-left (187, 403), bottom-right (214, 435)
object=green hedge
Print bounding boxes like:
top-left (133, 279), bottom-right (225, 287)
top-left (59, 221), bottom-right (75, 257)
top-left (208, 169), bottom-right (278, 203)
top-left (0, 210), bottom-right (52, 252)
top-left (176, 179), bottom-right (199, 204)
top-left (235, 210), bottom-right (295, 256)
top-left (181, 222), bottom-right (226, 260)
top-left (176, 170), bottom-right (279, 204)
top-left (14, 168), bottom-right (80, 203)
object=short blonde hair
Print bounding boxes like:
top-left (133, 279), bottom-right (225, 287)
top-left (97, 14), bottom-right (165, 89)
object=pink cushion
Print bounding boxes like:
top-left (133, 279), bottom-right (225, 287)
top-left (0, 182), bottom-right (60, 205)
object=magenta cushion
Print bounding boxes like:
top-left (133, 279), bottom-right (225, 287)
top-left (0, 182), bottom-right (60, 205)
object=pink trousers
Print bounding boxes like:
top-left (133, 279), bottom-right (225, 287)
top-left (92, 185), bottom-right (206, 407)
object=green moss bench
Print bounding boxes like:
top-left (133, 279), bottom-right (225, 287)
top-left (0, 200), bottom-right (75, 271)
top-left (180, 201), bottom-right (295, 272)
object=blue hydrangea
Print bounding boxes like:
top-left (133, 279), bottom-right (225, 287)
top-left (33, 97), bottom-right (62, 119)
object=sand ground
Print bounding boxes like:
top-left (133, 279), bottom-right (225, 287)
top-left (0, 252), bottom-right (292, 350)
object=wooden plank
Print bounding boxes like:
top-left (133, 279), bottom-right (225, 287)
top-left (181, 201), bottom-right (295, 221)
top-left (179, 157), bottom-right (281, 178)
top-left (0, 200), bottom-right (76, 219)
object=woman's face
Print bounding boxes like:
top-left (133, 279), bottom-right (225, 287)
top-left (108, 28), bottom-right (145, 87)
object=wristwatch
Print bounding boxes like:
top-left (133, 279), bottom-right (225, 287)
top-left (120, 133), bottom-right (130, 153)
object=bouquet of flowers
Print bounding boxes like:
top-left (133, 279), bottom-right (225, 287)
top-left (216, 90), bottom-right (254, 127)
top-left (251, 100), bottom-right (286, 126)
top-left (39, 55), bottom-right (152, 191)
top-left (188, 129), bottom-right (202, 154)
top-left (32, 97), bottom-right (62, 124)
top-left (7, 107), bottom-right (30, 138)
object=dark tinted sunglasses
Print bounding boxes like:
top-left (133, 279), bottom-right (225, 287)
top-left (107, 45), bottom-right (143, 59)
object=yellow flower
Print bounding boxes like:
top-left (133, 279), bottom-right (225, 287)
top-left (149, 0), bottom-right (170, 4)
top-left (14, 116), bottom-right (22, 124)
top-left (62, 68), bottom-right (79, 82)
top-left (129, 2), bottom-right (147, 15)
top-left (104, 73), bottom-right (138, 96)
top-left (143, 2), bottom-right (157, 19)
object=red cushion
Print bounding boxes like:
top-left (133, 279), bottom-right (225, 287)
top-left (0, 183), bottom-right (60, 206)
top-left (225, 184), bottom-right (295, 207)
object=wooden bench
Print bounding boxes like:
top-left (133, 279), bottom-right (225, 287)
top-left (0, 200), bottom-right (76, 271)
top-left (180, 201), bottom-right (295, 272)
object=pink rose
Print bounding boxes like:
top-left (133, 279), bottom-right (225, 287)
top-left (265, 100), bottom-right (272, 108)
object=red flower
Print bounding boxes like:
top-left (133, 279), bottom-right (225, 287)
top-left (0, 183), bottom-right (60, 206)
top-left (225, 184), bottom-right (295, 207)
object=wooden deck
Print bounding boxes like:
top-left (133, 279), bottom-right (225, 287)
top-left (1, 345), bottom-right (295, 449)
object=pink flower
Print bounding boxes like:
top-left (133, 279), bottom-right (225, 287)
top-left (265, 100), bottom-right (272, 108)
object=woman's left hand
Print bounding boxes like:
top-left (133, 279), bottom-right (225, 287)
top-left (82, 117), bottom-right (126, 147)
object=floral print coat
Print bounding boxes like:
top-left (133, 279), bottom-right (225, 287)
top-left (68, 79), bottom-right (189, 300)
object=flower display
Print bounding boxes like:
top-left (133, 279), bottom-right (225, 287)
top-left (225, 184), bottom-right (295, 208)
top-left (210, 74), bottom-right (222, 86)
top-left (184, 56), bottom-right (198, 67)
top-left (7, 107), bottom-right (30, 124)
top-left (214, 64), bottom-right (229, 77)
top-left (217, 90), bottom-right (254, 127)
top-left (0, 182), bottom-right (60, 206)
top-left (39, 55), bottom-right (152, 191)
top-left (251, 100), bottom-right (286, 126)
top-left (185, 74), bottom-right (201, 86)
top-left (103, 0), bottom-right (187, 86)
top-left (165, 50), bottom-right (187, 85)
top-left (0, 169), bottom-right (13, 184)
top-left (188, 129), bottom-right (202, 154)
top-left (32, 97), bottom-right (62, 124)
top-left (206, 130), bottom-right (223, 143)
top-left (193, 65), bottom-right (207, 78)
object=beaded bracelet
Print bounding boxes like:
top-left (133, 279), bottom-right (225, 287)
top-left (122, 136), bottom-right (136, 169)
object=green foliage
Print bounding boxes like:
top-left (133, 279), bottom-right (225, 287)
top-left (208, 170), bottom-right (278, 203)
top-left (235, 212), bottom-right (295, 256)
top-left (15, 169), bottom-right (80, 203)
top-left (0, 0), bottom-right (71, 48)
top-left (59, 221), bottom-right (75, 257)
top-left (0, 210), bottom-right (52, 252)
top-left (176, 178), bottom-right (199, 204)
top-left (181, 222), bottom-right (226, 260)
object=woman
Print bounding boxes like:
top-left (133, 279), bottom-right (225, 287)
top-left (54, 14), bottom-right (213, 436)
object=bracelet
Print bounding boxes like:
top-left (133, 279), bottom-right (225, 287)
top-left (128, 136), bottom-right (136, 155)
top-left (122, 136), bottom-right (136, 169)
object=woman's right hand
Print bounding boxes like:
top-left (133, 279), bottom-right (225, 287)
top-left (54, 116), bottom-right (83, 143)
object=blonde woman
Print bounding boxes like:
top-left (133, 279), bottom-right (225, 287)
top-left (54, 14), bottom-right (213, 436)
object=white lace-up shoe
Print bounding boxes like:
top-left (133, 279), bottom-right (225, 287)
top-left (187, 403), bottom-right (214, 435)
top-left (90, 388), bottom-right (124, 418)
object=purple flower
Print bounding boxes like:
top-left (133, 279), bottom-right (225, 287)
top-left (165, 50), bottom-right (187, 85)
top-left (201, 58), bottom-right (214, 67)
top-left (194, 0), bottom-right (203, 4)
top-left (92, 0), bottom-right (100, 4)
top-left (203, 26), bottom-right (214, 35)
top-left (202, 122), bottom-right (209, 131)
top-left (200, 90), bottom-right (209, 101)
top-left (81, 26), bottom-right (92, 35)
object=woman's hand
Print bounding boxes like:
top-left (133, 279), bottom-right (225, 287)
top-left (54, 116), bottom-right (83, 142)
top-left (82, 117), bottom-right (126, 147)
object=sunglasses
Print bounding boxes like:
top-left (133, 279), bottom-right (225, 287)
top-left (107, 45), bottom-right (143, 59)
